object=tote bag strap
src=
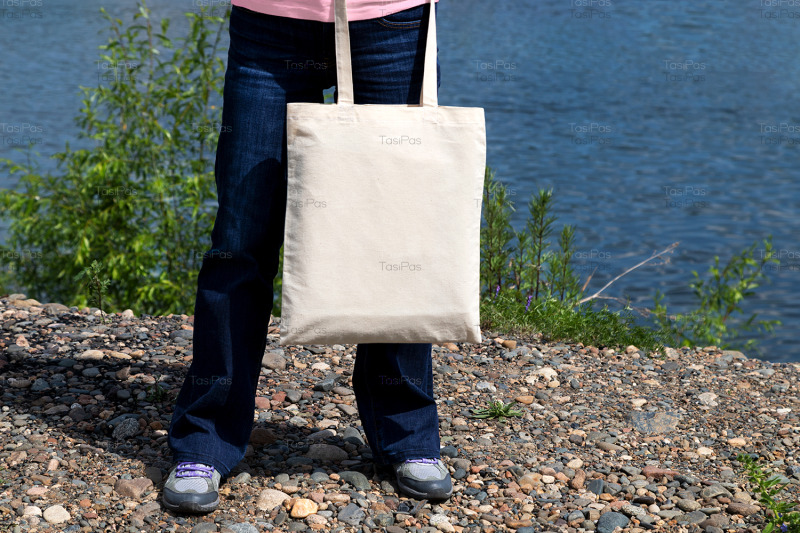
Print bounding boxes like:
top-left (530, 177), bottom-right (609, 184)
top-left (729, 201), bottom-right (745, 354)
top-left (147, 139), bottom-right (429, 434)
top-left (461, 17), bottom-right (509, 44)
top-left (334, 0), bottom-right (438, 107)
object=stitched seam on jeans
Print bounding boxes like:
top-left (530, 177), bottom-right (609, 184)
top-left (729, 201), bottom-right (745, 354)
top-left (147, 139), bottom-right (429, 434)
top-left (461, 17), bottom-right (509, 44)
top-left (375, 18), bottom-right (422, 29)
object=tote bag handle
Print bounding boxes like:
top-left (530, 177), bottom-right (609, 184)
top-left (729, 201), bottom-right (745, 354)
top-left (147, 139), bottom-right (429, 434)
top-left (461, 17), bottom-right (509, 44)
top-left (334, 0), bottom-right (438, 107)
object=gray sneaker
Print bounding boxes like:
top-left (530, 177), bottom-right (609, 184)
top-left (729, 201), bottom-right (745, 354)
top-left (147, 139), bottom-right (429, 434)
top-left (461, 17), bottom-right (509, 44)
top-left (162, 462), bottom-right (221, 513)
top-left (393, 458), bottom-right (453, 500)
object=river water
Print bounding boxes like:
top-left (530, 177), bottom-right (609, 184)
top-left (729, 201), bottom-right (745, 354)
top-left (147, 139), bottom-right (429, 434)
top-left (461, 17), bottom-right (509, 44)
top-left (1, 0), bottom-right (799, 361)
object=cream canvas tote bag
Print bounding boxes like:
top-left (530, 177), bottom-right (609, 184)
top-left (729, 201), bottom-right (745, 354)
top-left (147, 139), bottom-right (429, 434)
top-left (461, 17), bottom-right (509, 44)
top-left (279, 0), bottom-right (485, 345)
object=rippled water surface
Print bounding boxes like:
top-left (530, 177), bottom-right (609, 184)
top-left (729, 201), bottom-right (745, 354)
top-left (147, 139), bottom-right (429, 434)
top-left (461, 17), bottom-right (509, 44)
top-left (2, 1), bottom-right (799, 361)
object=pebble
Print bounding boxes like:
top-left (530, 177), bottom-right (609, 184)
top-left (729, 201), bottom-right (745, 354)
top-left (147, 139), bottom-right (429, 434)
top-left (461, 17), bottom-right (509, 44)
top-left (337, 471), bottom-right (371, 491)
top-left (257, 489), bottom-right (290, 511)
top-left (596, 511), bottom-right (629, 533)
top-left (290, 498), bottom-right (318, 518)
top-left (42, 504), bottom-right (71, 524)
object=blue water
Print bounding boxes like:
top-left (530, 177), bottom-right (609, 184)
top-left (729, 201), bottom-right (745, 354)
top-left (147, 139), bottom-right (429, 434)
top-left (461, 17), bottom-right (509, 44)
top-left (2, 0), bottom-right (799, 361)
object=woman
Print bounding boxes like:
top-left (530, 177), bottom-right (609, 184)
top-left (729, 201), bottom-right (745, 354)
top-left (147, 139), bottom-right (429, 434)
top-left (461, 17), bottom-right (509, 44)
top-left (162, 0), bottom-right (450, 514)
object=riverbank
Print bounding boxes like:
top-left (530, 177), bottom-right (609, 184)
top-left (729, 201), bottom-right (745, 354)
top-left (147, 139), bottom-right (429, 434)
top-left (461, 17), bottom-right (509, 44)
top-left (0, 293), bottom-right (797, 533)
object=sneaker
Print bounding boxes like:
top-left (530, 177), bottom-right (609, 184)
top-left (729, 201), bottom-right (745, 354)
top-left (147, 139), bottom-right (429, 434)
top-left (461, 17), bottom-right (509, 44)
top-left (393, 458), bottom-right (453, 500)
top-left (162, 462), bottom-right (221, 513)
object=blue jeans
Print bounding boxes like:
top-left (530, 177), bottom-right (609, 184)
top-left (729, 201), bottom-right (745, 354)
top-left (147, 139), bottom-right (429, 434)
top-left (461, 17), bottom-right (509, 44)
top-left (167, 3), bottom-right (442, 478)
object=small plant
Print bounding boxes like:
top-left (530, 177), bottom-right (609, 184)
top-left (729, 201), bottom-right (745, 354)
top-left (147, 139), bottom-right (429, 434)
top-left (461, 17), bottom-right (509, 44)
top-left (469, 400), bottom-right (524, 421)
top-left (0, 465), bottom-right (7, 484)
top-left (145, 374), bottom-right (168, 403)
top-left (74, 260), bottom-right (111, 324)
top-left (737, 453), bottom-right (800, 532)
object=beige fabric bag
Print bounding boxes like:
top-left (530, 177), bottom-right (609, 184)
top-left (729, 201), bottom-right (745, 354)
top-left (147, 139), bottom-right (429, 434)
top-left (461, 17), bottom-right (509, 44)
top-left (279, 0), bottom-right (485, 345)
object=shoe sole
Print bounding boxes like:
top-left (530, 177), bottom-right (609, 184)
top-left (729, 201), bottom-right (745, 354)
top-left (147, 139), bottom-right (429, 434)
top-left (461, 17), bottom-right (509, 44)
top-left (162, 490), bottom-right (219, 514)
top-left (395, 476), bottom-right (453, 501)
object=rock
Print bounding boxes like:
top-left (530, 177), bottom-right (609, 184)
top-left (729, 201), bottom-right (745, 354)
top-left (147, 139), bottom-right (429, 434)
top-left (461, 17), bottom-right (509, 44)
top-left (285, 389), bottom-right (302, 403)
top-left (306, 444), bottom-right (348, 462)
top-left (23, 506), bottom-right (42, 517)
top-left (701, 485), bottom-right (732, 499)
top-left (621, 504), bottom-right (646, 517)
top-left (261, 351), bottom-right (286, 370)
top-left (76, 349), bottom-right (105, 360)
top-left (699, 514), bottom-right (730, 529)
top-left (587, 479), bottom-right (605, 494)
top-left (257, 489), bottom-right (290, 511)
top-left (113, 418), bottom-right (142, 440)
top-left (338, 503), bottom-right (366, 526)
top-left (338, 471), bottom-right (371, 491)
top-left (141, 467), bottom-right (162, 485)
top-left (515, 395), bottom-right (534, 405)
top-left (313, 376), bottom-right (338, 391)
top-left (501, 339), bottom-right (517, 349)
top-left (226, 524), bottom-right (259, 533)
top-left (631, 399), bottom-right (647, 407)
top-left (698, 392), bottom-right (718, 407)
top-left (430, 514), bottom-right (455, 532)
top-left (290, 498), bottom-right (318, 518)
top-left (677, 499), bottom-right (701, 512)
top-left (570, 469), bottom-right (586, 489)
top-left (727, 501), bottom-right (760, 516)
top-left (627, 410), bottom-right (681, 433)
top-left (657, 510), bottom-right (684, 519)
top-left (114, 478), bottom-right (153, 499)
top-left (597, 441), bottom-right (624, 452)
top-left (683, 510), bottom-right (709, 524)
top-left (249, 428), bottom-right (277, 445)
top-left (596, 511), bottom-right (629, 533)
top-left (641, 465), bottom-right (680, 477)
top-left (697, 446), bottom-right (714, 456)
top-left (727, 437), bottom-right (747, 447)
top-left (42, 504), bottom-right (71, 524)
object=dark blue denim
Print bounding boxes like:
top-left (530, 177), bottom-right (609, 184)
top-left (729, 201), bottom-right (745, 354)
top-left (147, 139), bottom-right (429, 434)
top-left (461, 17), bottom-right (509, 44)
top-left (168, 3), bottom-right (442, 478)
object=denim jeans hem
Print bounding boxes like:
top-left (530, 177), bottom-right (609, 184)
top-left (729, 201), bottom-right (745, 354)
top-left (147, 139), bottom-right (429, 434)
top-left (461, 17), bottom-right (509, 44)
top-left (373, 448), bottom-right (442, 467)
top-left (171, 453), bottom-right (235, 479)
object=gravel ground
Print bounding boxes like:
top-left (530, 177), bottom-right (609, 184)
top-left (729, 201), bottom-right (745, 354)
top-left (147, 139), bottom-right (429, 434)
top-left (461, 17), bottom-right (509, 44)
top-left (1, 292), bottom-right (798, 533)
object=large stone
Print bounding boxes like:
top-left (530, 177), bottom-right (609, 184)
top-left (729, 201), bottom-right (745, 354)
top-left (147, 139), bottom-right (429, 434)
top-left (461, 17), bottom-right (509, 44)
top-left (727, 501), bottom-right (760, 516)
top-left (257, 489), bottom-right (290, 511)
top-left (76, 349), bottom-right (105, 360)
top-left (338, 503), bottom-right (366, 526)
top-left (337, 471), bottom-right (371, 491)
top-left (306, 444), bottom-right (348, 462)
top-left (627, 410), bottom-right (681, 434)
top-left (261, 351), bottom-right (286, 370)
top-left (114, 478), bottom-right (153, 499)
top-left (42, 504), bottom-right (71, 524)
top-left (700, 484), bottom-right (732, 499)
top-left (676, 499), bottom-right (701, 512)
top-left (290, 498), bottom-right (318, 518)
top-left (596, 511), bottom-right (629, 533)
top-left (113, 418), bottom-right (142, 440)
top-left (249, 428), bottom-right (277, 446)
top-left (430, 513), bottom-right (455, 532)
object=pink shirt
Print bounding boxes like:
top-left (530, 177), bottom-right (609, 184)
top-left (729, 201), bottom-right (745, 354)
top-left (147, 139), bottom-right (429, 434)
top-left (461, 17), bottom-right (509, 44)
top-left (231, 0), bottom-right (437, 22)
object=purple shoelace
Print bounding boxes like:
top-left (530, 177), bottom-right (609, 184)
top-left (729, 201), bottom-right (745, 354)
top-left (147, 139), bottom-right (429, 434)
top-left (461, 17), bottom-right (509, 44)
top-left (176, 462), bottom-right (215, 478)
top-left (405, 458), bottom-right (438, 464)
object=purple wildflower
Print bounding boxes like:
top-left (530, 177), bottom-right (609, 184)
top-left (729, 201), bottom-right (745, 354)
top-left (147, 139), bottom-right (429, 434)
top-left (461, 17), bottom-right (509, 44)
top-left (781, 525), bottom-right (788, 532)
top-left (494, 284), bottom-right (500, 298)
top-left (525, 294), bottom-right (533, 312)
